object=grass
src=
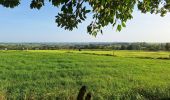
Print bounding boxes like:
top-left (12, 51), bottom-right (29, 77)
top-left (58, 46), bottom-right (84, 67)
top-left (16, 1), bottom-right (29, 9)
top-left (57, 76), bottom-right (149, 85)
top-left (68, 50), bottom-right (170, 59)
top-left (0, 50), bottom-right (170, 100)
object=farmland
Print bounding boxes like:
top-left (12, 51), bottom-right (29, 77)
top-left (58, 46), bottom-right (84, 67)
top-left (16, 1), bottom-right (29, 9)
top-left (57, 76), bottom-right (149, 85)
top-left (0, 50), bottom-right (170, 100)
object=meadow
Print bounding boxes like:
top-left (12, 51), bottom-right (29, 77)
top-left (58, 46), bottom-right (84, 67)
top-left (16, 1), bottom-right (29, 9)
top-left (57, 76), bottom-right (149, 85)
top-left (0, 50), bottom-right (170, 100)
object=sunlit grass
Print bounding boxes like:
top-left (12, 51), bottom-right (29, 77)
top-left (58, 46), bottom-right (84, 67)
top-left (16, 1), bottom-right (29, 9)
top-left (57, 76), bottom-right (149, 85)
top-left (70, 50), bottom-right (170, 58)
top-left (0, 50), bottom-right (169, 99)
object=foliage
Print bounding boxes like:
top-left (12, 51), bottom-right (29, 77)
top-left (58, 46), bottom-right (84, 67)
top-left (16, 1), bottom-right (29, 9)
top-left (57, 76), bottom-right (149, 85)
top-left (0, 42), bottom-right (169, 51)
top-left (165, 43), bottom-right (170, 51)
top-left (1, 0), bottom-right (170, 36)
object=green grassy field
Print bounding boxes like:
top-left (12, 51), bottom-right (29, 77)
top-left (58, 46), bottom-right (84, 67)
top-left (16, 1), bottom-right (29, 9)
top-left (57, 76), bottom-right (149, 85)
top-left (0, 50), bottom-right (170, 100)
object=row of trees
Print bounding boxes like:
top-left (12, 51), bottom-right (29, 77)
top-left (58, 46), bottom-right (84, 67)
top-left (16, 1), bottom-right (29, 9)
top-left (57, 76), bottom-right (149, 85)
top-left (0, 43), bottom-right (170, 51)
top-left (119, 43), bottom-right (170, 51)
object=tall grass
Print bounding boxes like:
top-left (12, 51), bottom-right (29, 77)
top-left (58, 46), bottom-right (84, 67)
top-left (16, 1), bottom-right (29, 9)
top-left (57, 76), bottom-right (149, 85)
top-left (0, 50), bottom-right (169, 99)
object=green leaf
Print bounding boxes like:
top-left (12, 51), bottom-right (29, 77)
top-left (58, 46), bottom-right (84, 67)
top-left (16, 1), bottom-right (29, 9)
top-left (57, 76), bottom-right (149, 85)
top-left (122, 22), bottom-right (126, 27)
top-left (117, 25), bottom-right (122, 32)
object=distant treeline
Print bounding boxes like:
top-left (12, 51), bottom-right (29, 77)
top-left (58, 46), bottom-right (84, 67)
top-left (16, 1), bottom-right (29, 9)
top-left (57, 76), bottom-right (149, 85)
top-left (0, 42), bottom-right (170, 51)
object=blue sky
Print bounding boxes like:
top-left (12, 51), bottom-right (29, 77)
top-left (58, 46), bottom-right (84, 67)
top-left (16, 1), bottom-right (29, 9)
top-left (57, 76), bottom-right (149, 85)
top-left (0, 1), bottom-right (170, 42)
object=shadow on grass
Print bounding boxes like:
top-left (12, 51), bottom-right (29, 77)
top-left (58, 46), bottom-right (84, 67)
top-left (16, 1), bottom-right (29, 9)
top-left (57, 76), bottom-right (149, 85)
top-left (77, 85), bottom-right (170, 100)
top-left (67, 51), bottom-right (170, 60)
top-left (121, 87), bottom-right (170, 100)
top-left (3, 85), bottom-right (170, 100)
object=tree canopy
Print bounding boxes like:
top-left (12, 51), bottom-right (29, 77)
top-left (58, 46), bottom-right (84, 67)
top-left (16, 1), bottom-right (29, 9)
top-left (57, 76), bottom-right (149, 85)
top-left (0, 0), bottom-right (170, 36)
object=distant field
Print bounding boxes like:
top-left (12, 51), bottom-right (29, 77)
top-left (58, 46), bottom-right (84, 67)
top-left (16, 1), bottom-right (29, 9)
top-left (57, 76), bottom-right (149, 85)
top-left (0, 50), bottom-right (170, 100)
top-left (67, 50), bottom-right (170, 59)
top-left (28, 50), bottom-right (170, 58)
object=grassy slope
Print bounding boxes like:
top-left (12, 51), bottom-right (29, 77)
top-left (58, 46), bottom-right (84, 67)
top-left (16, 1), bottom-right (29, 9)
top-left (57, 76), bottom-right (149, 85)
top-left (0, 50), bottom-right (170, 100)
